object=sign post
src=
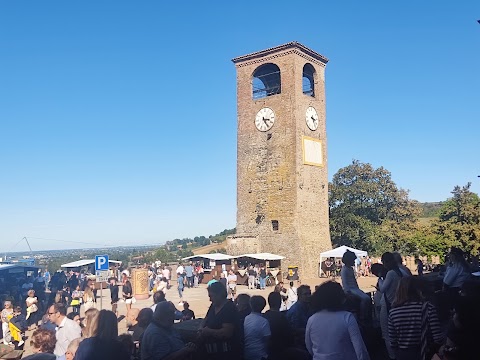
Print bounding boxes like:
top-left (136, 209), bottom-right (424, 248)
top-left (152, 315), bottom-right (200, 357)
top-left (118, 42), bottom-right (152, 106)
top-left (95, 255), bottom-right (109, 310)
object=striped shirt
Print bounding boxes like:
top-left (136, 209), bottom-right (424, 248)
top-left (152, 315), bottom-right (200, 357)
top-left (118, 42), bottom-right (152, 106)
top-left (388, 301), bottom-right (443, 349)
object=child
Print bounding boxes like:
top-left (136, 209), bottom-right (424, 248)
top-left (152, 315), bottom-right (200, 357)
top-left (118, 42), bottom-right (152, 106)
top-left (181, 301), bottom-right (195, 321)
top-left (9, 306), bottom-right (27, 348)
top-left (1, 300), bottom-right (14, 345)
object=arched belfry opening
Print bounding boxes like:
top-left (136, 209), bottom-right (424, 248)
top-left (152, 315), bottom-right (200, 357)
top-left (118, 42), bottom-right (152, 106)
top-left (302, 63), bottom-right (315, 97)
top-left (252, 63), bottom-right (281, 99)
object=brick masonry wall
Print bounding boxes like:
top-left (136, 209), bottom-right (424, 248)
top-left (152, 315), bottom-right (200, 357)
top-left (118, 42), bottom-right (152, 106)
top-left (232, 44), bottom-right (332, 279)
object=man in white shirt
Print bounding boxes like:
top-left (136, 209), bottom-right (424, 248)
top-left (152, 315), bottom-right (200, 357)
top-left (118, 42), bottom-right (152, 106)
top-left (227, 269), bottom-right (237, 300)
top-left (48, 303), bottom-right (82, 356)
top-left (244, 295), bottom-right (271, 360)
top-left (162, 266), bottom-right (171, 288)
top-left (286, 281), bottom-right (298, 310)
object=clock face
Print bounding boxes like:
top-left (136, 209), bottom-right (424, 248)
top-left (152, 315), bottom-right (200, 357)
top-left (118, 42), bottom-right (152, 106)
top-left (305, 106), bottom-right (319, 131)
top-left (255, 107), bottom-right (275, 132)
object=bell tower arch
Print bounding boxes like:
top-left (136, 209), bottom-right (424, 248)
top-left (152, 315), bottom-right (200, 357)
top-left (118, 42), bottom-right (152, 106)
top-left (228, 42), bottom-right (332, 279)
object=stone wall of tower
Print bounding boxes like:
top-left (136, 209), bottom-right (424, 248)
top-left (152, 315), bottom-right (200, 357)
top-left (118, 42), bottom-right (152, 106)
top-left (292, 55), bottom-right (331, 279)
top-left (233, 44), bottom-right (332, 279)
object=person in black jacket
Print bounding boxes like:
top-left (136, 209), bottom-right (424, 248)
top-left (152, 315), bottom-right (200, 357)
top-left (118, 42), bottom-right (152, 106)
top-left (109, 277), bottom-right (119, 316)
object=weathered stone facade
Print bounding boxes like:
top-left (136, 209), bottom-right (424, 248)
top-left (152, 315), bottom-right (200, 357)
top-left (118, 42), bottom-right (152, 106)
top-left (227, 42), bottom-right (332, 279)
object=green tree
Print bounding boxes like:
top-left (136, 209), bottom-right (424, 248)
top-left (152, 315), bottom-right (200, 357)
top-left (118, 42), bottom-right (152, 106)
top-left (152, 248), bottom-right (177, 263)
top-left (329, 160), bottom-right (421, 254)
top-left (433, 183), bottom-right (480, 254)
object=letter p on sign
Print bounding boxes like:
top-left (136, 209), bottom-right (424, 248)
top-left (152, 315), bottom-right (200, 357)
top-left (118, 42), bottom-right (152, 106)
top-left (95, 255), bottom-right (109, 271)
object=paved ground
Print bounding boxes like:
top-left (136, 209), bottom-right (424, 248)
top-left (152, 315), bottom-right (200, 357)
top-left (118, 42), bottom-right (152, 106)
top-left (20, 275), bottom-right (378, 356)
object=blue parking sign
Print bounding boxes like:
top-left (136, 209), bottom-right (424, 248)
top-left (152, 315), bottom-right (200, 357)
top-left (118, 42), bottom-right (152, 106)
top-left (95, 255), bottom-right (109, 271)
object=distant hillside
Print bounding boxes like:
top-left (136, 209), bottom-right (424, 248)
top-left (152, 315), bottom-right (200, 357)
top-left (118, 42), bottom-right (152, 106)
top-left (192, 240), bottom-right (227, 255)
top-left (420, 202), bottom-right (444, 218)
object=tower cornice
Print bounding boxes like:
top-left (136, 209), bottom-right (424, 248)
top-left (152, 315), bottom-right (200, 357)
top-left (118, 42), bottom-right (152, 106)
top-left (232, 41), bottom-right (329, 67)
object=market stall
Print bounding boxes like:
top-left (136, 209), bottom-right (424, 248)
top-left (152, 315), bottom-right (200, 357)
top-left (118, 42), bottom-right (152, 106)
top-left (319, 245), bottom-right (368, 277)
top-left (181, 254), bottom-right (234, 283)
top-left (233, 253), bottom-right (284, 285)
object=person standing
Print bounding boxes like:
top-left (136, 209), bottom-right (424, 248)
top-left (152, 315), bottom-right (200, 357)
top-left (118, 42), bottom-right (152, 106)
top-left (341, 250), bottom-right (371, 321)
top-left (247, 265), bottom-right (256, 290)
top-left (378, 252), bottom-right (404, 360)
top-left (243, 296), bottom-right (271, 360)
top-left (263, 292), bottom-right (294, 359)
top-left (109, 277), bottom-right (119, 316)
top-left (388, 277), bottom-right (443, 360)
top-left (162, 266), bottom-right (171, 289)
top-left (70, 285), bottom-right (83, 315)
top-left (306, 281), bottom-right (370, 360)
top-left (259, 265), bottom-right (267, 290)
top-left (83, 286), bottom-right (95, 312)
top-left (286, 281), bottom-right (298, 310)
top-left (227, 270), bottom-right (237, 301)
top-left (44, 269), bottom-right (51, 290)
top-left (415, 258), bottom-right (424, 276)
top-left (176, 264), bottom-right (185, 306)
top-left (48, 303), bottom-right (82, 357)
top-left (122, 274), bottom-right (134, 312)
top-left (185, 262), bottom-right (194, 289)
top-left (219, 272), bottom-right (228, 292)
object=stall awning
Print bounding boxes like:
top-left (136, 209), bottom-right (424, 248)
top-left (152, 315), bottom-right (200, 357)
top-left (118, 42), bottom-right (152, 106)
top-left (181, 254), bottom-right (234, 261)
top-left (320, 245), bottom-right (368, 259)
top-left (61, 259), bottom-right (122, 268)
top-left (0, 264), bottom-right (39, 273)
top-left (235, 253), bottom-right (285, 261)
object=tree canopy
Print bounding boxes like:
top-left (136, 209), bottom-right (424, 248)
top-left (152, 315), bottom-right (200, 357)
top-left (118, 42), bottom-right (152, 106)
top-left (329, 160), bottom-right (421, 254)
top-left (433, 183), bottom-right (480, 254)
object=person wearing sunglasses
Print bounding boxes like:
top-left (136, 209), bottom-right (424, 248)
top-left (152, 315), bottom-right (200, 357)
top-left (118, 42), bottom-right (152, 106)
top-left (47, 303), bottom-right (81, 357)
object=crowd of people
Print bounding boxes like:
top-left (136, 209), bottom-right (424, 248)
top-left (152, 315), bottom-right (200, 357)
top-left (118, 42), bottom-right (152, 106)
top-left (1, 246), bottom-right (480, 360)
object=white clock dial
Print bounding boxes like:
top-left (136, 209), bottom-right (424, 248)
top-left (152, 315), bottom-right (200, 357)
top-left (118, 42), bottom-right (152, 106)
top-left (255, 107), bottom-right (275, 132)
top-left (305, 106), bottom-right (319, 131)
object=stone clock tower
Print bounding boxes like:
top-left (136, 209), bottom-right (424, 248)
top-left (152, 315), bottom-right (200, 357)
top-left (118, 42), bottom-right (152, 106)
top-left (227, 42), bottom-right (332, 279)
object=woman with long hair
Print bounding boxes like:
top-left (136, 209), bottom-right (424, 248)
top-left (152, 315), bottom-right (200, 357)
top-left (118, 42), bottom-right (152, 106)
top-left (388, 276), bottom-right (443, 360)
top-left (83, 285), bottom-right (95, 311)
top-left (75, 310), bottom-right (129, 360)
top-left (378, 252), bottom-right (404, 360)
top-left (306, 281), bottom-right (370, 360)
top-left (341, 250), bottom-right (371, 321)
top-left (443, 248), bottom-right (471, 295)
top-left (82, 307), bottom-right (99, 338)
top-left (122, 273), bottom-right (134, 311)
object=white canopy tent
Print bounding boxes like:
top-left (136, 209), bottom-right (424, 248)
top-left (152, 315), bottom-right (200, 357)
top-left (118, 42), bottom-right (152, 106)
top-left (233, 253), bottom-right (285, 261)
top-left (61, 259), bottom-right (122, 268)
top-left (181, 253), bottom-right (234, 261)
top-left (319, 245), bottom-right (368, 277)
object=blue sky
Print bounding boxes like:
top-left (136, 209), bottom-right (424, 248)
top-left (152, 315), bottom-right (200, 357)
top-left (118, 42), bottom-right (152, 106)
top-left (1, 1), bottom-right (479, 252)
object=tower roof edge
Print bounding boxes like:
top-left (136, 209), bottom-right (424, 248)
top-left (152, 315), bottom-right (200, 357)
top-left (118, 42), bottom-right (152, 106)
top-left (231, 41), bottom-right (329, 65)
